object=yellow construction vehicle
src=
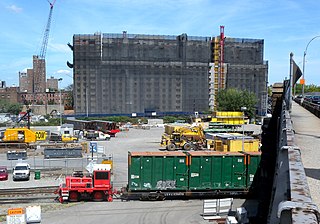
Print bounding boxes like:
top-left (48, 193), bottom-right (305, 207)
top-left (61, 134), bottom-right (78, 143)
top-left (160, 125), bottom-right (205, 151)
top-left (2, 127), bottom-right (37, 144)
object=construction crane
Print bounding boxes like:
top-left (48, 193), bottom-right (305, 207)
top-left (39, 0), bottom-right (57, 59)
top-left (32, 0), bottom-right (57, 95)
top-left (219, 25), bottom-right (225, 90)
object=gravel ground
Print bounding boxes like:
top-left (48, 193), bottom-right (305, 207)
top-left (0, 124), bottom-right (262, 223)
top-left (291, 102), bottom-right (320, 209)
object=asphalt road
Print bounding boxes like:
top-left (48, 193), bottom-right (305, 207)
top-left (41, 200), bottom-right (207, 224)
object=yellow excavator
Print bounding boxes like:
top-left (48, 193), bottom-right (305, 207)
top-left (160, 124), bottom-right (205, 151)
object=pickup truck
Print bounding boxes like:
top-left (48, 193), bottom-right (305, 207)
top-left (13, 162), bottom-right (30, 181)
top-left (84, 130), bottom-right (111, 141)
top-left (61, 134), bottom-right (78, 142)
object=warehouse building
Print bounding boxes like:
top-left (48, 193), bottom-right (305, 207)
top-left (72, 32), bottom-right (212, 115)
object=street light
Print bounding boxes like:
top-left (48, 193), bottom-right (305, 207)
top-left (58, 78), bottom-right (63, 126)
top-left (302, 35), bottom-right (320, 98)
top-left (241, 106), bottom-right (247, 152)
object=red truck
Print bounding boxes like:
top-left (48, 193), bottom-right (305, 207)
top-left (56, 164), bottom-right (113, 203)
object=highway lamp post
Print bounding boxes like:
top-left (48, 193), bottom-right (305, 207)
top-left (58, 78), bottom-right (63, 126)
top-left (241, 107), bottom-right (247, 152)
top-left (302, 36), bottom-right (320, 99)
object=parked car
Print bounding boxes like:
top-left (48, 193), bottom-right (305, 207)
top-left (311, 95), bottom-right (320, 105)
top-left (304, 95), bottom-right (313, 102)
top-left (0, 166), bottom-right (8, 181)
top-left (12, 162), bottom-right (30, 181)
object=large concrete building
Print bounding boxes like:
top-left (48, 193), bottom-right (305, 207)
top-left (72, 31), bottom-right (268, 116)
top-left (72, 32), bottom-right (212, 115)
top-left (224, 38), bottom-right (268, 116)
top-left (209, 29), bottom-right (268, 116)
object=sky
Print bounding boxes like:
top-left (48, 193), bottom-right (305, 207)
top-left (0, 0), bottom-right (320, 89)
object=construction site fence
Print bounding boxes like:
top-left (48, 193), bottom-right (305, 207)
top-left (63, 111), bottom-right (197, 118)
top-left (5, 154), bottom-right (111, 176)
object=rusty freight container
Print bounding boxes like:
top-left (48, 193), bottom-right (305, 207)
top-left (187, 151), bottom-right (247, 190)
top-left (128, 151), bottom-right (189, 191)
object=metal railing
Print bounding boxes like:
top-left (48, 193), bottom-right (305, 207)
top-left (262, 82), bottom-right (320, 223)
top-left (294, 98), bottom-right (320, 118)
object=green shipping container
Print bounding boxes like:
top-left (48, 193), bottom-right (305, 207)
top-left (188, 151), bottom-right (247, 190)
top-left (242, 151), bottom-right (261, 187)
top-left (128, 151), bottom-right (189, 191)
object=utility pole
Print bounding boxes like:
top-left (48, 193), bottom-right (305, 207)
top-left (58, 78), bottom-right (63, 126)
top-left (241, 107), bottom-right (247, 152)
top-left (302, 35), bottom-right (320, 99)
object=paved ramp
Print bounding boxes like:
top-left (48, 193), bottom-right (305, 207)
top-left (291, 101), bottom-right (320, 209)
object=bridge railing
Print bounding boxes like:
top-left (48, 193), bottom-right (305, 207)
top-left (294, 98), bottom-right (320, 118)
top-left (268, 94), bottom-right (320, 223)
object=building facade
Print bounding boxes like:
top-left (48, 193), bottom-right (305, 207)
top-left (19, 69), bottom-right (34, 93)
top-left (32, 55), bottom-right (46, 93)
top-left (0, 84), bottom-right (19, 104)
top-left (223, 38), bottom-right (268, 116)
top-left (46, 76), bottom-right (59, 91)
top-left (72, 32), bottom-right (212, 115)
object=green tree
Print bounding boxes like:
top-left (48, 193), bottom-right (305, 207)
top-left (294, 84), bottom-right (320, 94)
top-left (0, 99), bottom-right (23, 115)
top-left (216, 88), bottom-right (258, 118)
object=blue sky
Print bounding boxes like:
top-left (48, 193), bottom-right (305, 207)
top-left (1, 0), bottom-right (320, 88)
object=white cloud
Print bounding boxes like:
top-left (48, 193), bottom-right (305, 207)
top-left (54, 69), bottom-right (73, 79)
top-left (55, 69), bottom-right (71, 75)
top-left (48, 43), bottom-right (70, 53)
top-left (6, 5), bottom-right (22, 13)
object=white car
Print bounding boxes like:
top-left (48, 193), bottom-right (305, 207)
top-left (13, 162), bottom-right (31, 181)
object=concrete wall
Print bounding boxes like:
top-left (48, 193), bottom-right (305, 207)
top-left (23, 105), bottom-right (64, 116)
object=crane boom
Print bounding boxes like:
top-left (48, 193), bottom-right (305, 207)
top-left (39, 0), bottom-right (56, 59)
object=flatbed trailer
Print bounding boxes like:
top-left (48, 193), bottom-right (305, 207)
top-left (120, 189), bottom-right (249, 201)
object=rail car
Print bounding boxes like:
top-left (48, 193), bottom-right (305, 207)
top-left (65, 119), bottom-right (120, 137)
top-left (120, 151), bottom-right (261, 201)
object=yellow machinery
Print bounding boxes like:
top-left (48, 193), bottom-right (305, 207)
top-left (2, 128), bottom-right (36, 143)
top-left (34, 130), bottom-right (47, 141)
top-left (211, 111), bottom-right (244, 125)
top-left (211, 133), bottom-right (260, 152)
top-left (61, 134), bottom-right (78, 143)
top-left (160, 125), bottom-right (205, 151)
top-left (194, 111), bottom-right (245, 125)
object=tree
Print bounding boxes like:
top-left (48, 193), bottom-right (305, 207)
top-left (216, 88), bottom-right (258, 118)
top-left (0, 99), bottom-right (23, 115)
top-left (294, 84), bottom-right (320, 94)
